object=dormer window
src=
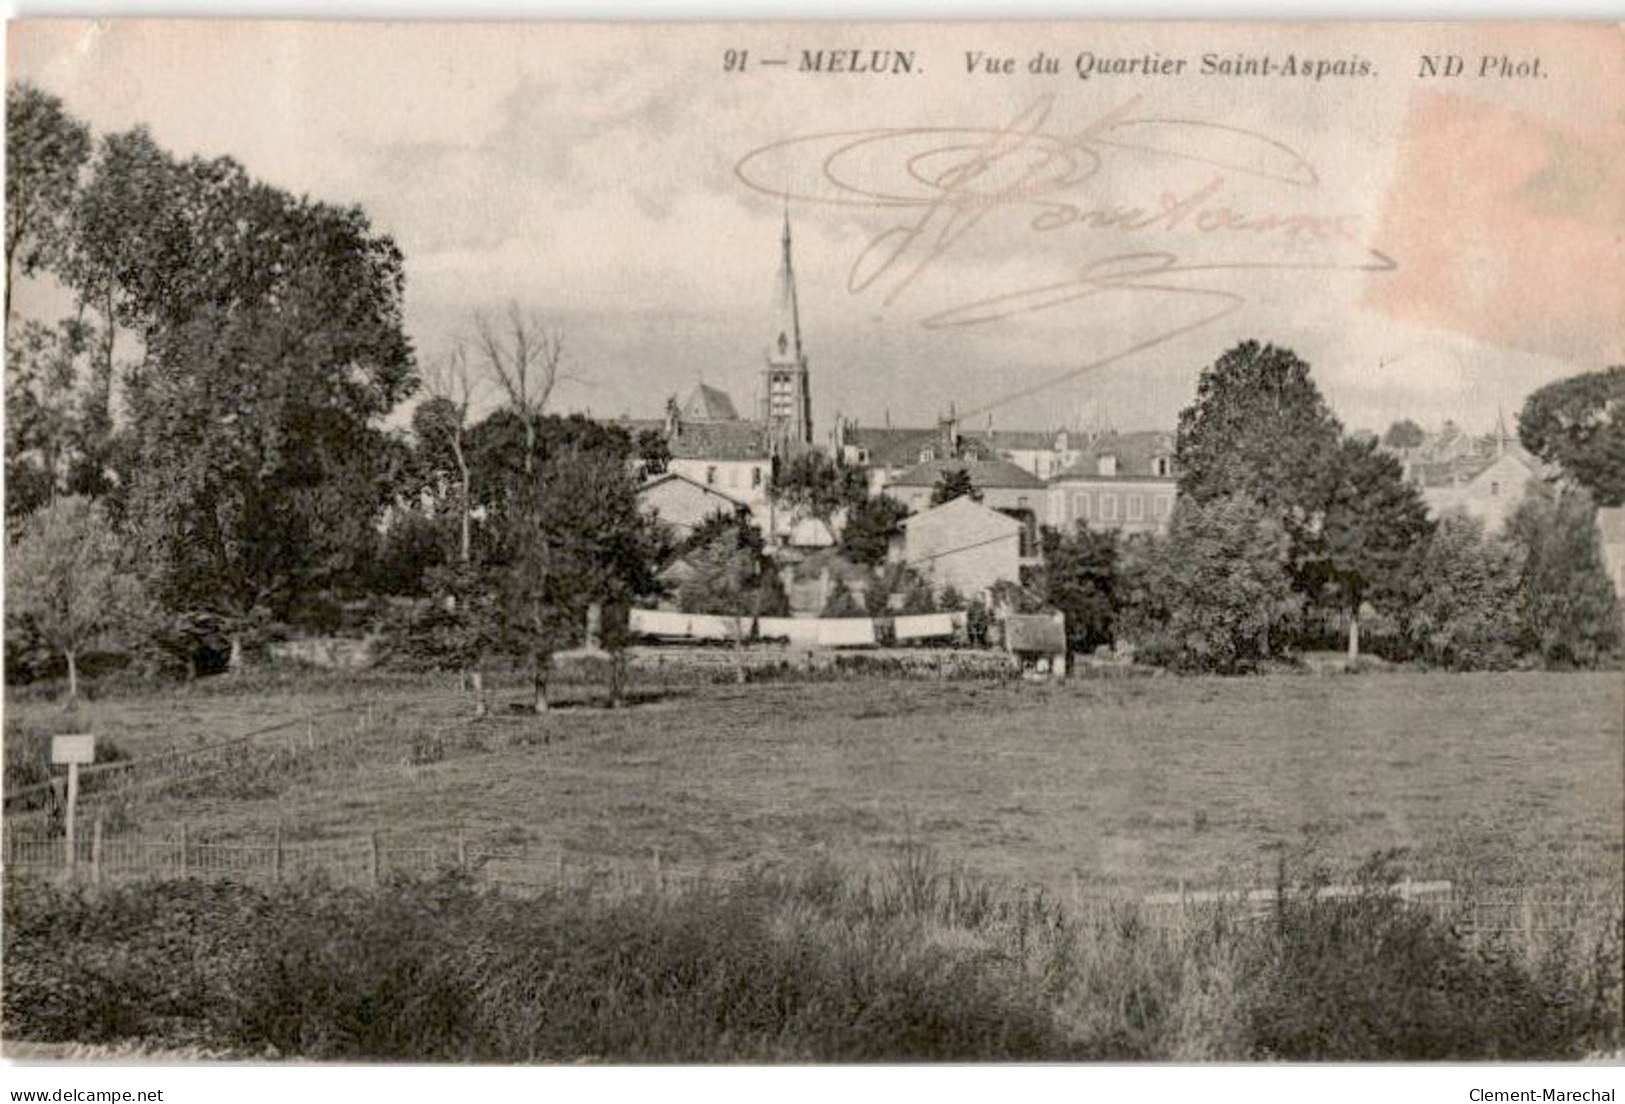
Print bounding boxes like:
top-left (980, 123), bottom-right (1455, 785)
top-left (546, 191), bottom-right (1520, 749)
top-left (920, 447), bottom-right (935, 462)
top-left (777, 332), bottom-right (788, 354)
top-left (1097, 454), bottom-right (1118, 477)
top-left (1153, 455), bottom-right (1171, 477)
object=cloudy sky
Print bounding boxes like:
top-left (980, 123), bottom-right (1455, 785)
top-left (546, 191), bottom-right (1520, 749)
top-left (10, 20), bottom-right (1623, 438)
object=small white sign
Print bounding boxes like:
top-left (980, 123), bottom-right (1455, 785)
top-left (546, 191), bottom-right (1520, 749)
top-left (51, 734), bottom-right (95, 765)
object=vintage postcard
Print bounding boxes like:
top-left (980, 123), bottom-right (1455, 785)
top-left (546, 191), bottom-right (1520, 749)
top-left (3, 19), bottom-right (1622, 1072)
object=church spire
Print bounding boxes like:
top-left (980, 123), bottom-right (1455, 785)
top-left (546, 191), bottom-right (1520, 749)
top-left (772, 203), bottom-right (802, 362)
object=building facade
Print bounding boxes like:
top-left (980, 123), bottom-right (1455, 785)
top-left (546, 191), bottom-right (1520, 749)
top-left (897, 496), bottom-right (1024, 601)
top-left (1046, 430), bottom-right (1179, 536)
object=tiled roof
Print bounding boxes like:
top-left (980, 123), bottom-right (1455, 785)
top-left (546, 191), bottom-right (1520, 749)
top-left (970, 428), bottom-right (1059, 451)
top-left (1052, 430), bottom-right (1176, 481)
top-left (668, 420), bottom-right (770, 461)
top-left (1410, 445), bottom-right (1538, 489)
top-left (637, 470), bottom-right (749, 507)
top-left (844, 426), bottom-right (941, 468)
top-left (680, 383), bottom-right (740, 422)
top-left (888, 457), bottom-right (1047, 490)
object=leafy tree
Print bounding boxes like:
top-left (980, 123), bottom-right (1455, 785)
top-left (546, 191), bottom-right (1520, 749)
top-left (1135, 496), bottom-right (1297, 673)
top-left (772, 450), bottom-right (867, 520)
top-left (839, 494), bottom-right (909, 566)
top-left (4, 318), bottom-right (88, 516)
top-left (1403, 512), bottom-right (1526, 671)
top-left (5, 81), bottom-right (91, 320)
top-left (635, 428), bottom-right (671, 477)
top-left (128, 300), bottom-right (412, 669)
top-left (1506, 487), bottom-right (1622, 667)
top-left (821, 576), bottom-right (863, 618)
top-left (1383, 419), bottom-right (1426, 451)
top-left (930, 466), bottom-right (980, 506)
top-left (678, 507), bottom-right (761, 559)
top-left (5, 496), bottom-right (144, 702)
top-left (1036, 522), bottom-right (1120, 656)
top-left (1176, 341), bottom-right (1343, 586)
top-left (475, 408), bottom-right (664, 711)
top-left (1316, 437), bottom-right (1435, 661)
top-left (1517, 366), bottom-right (1625, 507)
top-left (676, 532), bottom-right (786, 682)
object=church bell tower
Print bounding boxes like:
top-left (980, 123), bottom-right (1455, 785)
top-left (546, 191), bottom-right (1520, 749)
top-left (762, 210), bottom-right (813, 453)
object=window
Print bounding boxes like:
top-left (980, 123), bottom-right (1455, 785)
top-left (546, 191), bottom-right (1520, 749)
top-left (1074, 492), bottom-right (1090, 519)
top-left (752, 466), bottom-right (762, 488)
top-left (1490, 481), bottom-right (1500, 496)
top-left (730, 467), bottom-right (741, 488)
top-left (1153, 456), bottom-right (1171, 477)
top-left (1100, 492), bottom-right (1118, 521)
top-left (706, 466), bottom-right (717, 485)
top-left (1098, 454), bottom-right (1118, 477)
top-left (1127, 494), bottom-right (1144, 521)
top-left (1153, 494), bottom-right (1171, 518)
top-left (920, 447), bottom-right (935, 462)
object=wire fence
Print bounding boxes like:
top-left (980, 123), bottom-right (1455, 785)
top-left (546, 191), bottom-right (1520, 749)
top-left (5, 823), bottom-right (1618, 946)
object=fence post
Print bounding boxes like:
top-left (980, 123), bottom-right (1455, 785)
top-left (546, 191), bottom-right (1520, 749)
top-left (273, 826), bottom-right (284, 883)
top-left (180, 822), bottom-right (190, 876)
top-left (457, 830), bottom-right (468, 871)
top-left (307, 720), bottom-right (316, 752)
top-left (652, 846), bottom-right (662, 890)
top-left (91, 816), bottom-right (103, 886)
top-left (370, 830), bottom-right (381, 886)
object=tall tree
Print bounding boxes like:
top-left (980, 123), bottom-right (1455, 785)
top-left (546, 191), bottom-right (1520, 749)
top-left (470, 304), bottom-right (572, 711)
top-left (1316, 437), bottom-right (1435, 661)
top-left (1403, 512), bottom-right (1526, 671)
top-left (5, 81), bottom-right (90, 321)
top-left (416, 344), bottom-right (480, 564)
top-left (1506, 487), bottom-right (1622, 667)
top-left (1176, 340), bottom-right (1343, 587)
top-left (1036, 522), bottom-right (1120, 656)
top-left (5, 496), bottom-right (144, 703)
top-left (1137, 496), bottom-right (1297, 673)
top-left (1517, 366), bottom-right (1625, 507)
top-left (122, 153), bottom-right (416, 667)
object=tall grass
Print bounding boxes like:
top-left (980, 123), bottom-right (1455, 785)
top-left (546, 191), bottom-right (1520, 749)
top-left (4, 850), bottom-right (1619, 1061)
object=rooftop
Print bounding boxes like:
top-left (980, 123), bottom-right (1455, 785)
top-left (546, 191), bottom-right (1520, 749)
top-left (889, 457), bottom-right (1047, 490)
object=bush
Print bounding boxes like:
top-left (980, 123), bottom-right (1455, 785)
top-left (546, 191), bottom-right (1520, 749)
top-left (4, 856), bottom-right (1618, 1061)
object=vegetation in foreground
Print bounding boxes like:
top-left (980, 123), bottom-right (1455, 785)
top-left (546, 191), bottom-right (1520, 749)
top-left (5, 853), bottom-right (1620, 1062)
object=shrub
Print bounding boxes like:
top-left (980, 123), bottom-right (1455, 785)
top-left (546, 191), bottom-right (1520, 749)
top-left (3, 856), bottom-right (1618, 1061)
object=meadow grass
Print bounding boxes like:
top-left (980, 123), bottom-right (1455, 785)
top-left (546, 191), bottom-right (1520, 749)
top-left (14, 669), bottom-right (1617, 895)
top-left (4, 849), bottom-right (1619, 1061)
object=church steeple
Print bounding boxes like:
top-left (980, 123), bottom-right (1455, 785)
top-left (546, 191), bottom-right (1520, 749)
top-left (771, 205), bottom-right (803, 362)
top-left (762, 209), bottom-right (813, 450)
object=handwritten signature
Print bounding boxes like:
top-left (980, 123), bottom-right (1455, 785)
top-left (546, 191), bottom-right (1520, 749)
top-left (734, 95), bottom-right (1396, 418)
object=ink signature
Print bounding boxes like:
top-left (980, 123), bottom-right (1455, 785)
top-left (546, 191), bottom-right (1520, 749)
top-left (734, 95), bottom-right (1396, 418)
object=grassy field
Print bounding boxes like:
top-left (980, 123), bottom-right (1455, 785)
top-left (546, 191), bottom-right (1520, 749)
top-left (6, 668), bottom-right (1622, 893)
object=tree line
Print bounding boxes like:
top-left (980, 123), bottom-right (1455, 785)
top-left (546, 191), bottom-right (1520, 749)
top-left (4, 82), bottom-right (665, 711)
top-left (1025, 342), bottom-right (1623, 673)
top-left (8, 82), bottom-right (1621, 700)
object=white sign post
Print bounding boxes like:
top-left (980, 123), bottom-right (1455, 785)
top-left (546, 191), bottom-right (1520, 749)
top-left (52, 735), bottom-right (95, 874)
